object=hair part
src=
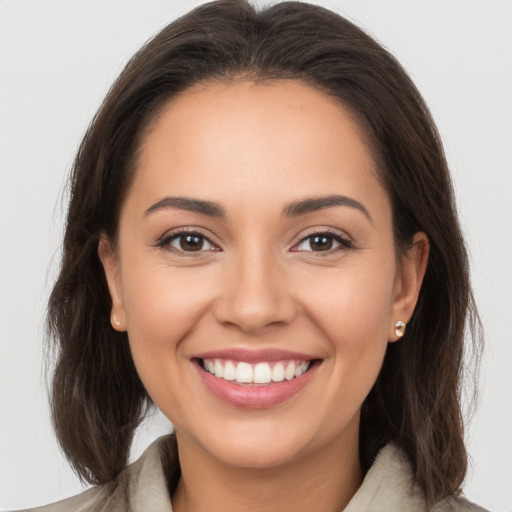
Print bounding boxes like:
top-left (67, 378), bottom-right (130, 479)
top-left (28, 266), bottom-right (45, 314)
top-left (47, 0), bottom-right (482, 504)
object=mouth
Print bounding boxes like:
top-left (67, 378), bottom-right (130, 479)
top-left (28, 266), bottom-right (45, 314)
top-left (192, 351), bottom-right (321, 408)
top-left (197, 358), bottom-right (314, 385)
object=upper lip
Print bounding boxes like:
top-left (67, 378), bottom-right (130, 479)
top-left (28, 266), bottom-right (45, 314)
top-left (193, 348), bottom-right (317, 363)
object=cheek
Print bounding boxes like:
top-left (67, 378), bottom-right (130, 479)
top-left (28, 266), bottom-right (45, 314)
top-left (120, 272), bottom-right (212, 425)
top-left (297, 259), bottom-right (396, 403)
top-left (303, 260), bottom-right (396, 347)
top-left (121, 252), bottom-right (213, 340)
top-left (118, 257), bottom-right (216, 398)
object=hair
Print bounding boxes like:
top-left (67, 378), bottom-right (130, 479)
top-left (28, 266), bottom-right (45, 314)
top-left (47, 0), bottom-right (481, 506)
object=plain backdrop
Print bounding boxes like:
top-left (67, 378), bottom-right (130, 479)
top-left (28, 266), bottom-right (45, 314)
top-left (1, 1), bottom-right (511, 510)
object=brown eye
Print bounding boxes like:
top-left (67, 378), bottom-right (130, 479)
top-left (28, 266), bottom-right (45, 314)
top-left (293, 232), bottom-right (353, 253)
top-left (179, 234), bottom-right (204, 251)
top-left (309, 235), bottom-right (333, 251)
top-left (159, 231), bottom-right (217, 254)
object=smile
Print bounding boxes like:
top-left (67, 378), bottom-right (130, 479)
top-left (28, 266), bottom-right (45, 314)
top-left (193, 350), bottom-right (320, 408)
top-left (201, 358), bottom-right (311, 385)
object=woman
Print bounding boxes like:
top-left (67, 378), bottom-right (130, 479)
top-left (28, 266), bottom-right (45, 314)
top-left (18, 0), bottom-right (488, 510)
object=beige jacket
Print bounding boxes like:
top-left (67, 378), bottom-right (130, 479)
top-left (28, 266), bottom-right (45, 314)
top-left (22, 436), bottom-right (489, 512)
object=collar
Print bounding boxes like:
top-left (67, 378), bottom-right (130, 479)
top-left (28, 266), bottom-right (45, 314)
top-left (108, 436), bottom-right (427, 512)
top-left (35, 435), bottom-right (432, 511)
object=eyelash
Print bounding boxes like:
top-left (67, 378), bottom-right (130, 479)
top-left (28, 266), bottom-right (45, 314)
top-left (291, 229), bottom-right (355, 256)
top-left (155, 228), bottom-right (219, 258)
top-left (155, 228), bottom-right (355, 257)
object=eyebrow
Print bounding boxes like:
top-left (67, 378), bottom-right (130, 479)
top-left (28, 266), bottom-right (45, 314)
top-left (144, 196), bottom-right (226, 218)
top-left (144, 194), bottom-right (372, 223)
top-left (282, 194), bottom-right (372, 222)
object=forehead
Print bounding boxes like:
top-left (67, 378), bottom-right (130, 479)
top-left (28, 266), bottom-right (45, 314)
top-left (128, 79), bottom-right (388, 221)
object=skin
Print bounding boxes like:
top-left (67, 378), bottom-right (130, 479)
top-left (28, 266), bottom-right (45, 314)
top-left (99, 80), bottom-right (429, 512)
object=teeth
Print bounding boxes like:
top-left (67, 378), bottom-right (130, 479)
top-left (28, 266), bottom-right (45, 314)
top-left (203, 358), bottom-right (312, 384)
top-left (236, 362), bottom-right (253, 383)
top-left (271, 363), bottom-right (285, 382)
top-left (294, 361), bottom-right (309, 377)
top-left (223, 361), bottom-right (236, 381)
top-left (254, 363), bottom-right (272, 384)
top-left (284, 362), bottom-right (295, 381)
top-left (214, 359), bottom-right (224, 378)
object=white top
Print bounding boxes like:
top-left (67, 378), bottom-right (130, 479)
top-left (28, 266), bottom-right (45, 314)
top-left (19, 436), bottom-right (489, 512)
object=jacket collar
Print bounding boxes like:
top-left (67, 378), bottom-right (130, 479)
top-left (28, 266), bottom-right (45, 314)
top-left (109, 435), bottom-right (427, 512)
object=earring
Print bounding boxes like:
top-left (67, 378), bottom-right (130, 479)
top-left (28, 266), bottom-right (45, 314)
top-left (394, 320), bottom-right (406, 338)
top-left (113, 314), bottom-right (121, 328)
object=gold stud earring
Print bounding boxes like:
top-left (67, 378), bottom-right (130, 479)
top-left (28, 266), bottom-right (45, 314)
top-left (394, 320), bottom-right (406, 338)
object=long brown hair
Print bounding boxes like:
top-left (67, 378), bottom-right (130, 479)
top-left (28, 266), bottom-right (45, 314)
top-left (47, 0), bottom-right (481, 505)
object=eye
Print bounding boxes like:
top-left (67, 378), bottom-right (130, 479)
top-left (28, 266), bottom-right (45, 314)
top-left (292, 231), bottom-right (353, 253)
top-left (157, 230), bottom-right (219, 255)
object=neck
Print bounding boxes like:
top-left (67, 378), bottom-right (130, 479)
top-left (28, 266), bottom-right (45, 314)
top-left (171, 429), bottom-right (362, 512)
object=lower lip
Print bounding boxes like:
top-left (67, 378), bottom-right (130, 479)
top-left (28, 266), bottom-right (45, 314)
top-left (195, 360), bottom-right (318, 409)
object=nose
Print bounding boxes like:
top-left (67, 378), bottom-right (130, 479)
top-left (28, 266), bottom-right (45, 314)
top-left (213, 246), bottom-right (297, 335)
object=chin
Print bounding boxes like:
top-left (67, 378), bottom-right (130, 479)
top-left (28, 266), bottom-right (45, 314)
top-left (211, 435), bottom-right (311, 470)
top-left (180, 415), bottom-right (335, 471)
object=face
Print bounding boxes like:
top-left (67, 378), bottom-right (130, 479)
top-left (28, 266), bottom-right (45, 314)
top-left (100, 80), bottom-right (427, 470)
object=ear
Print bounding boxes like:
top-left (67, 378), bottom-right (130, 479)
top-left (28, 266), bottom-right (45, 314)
top-left (388, 232), bottom-right (429, 342)
top-left (98, 234), bottom-right (127, 332)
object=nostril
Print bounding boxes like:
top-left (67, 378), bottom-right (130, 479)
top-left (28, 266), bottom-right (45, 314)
top-left (212, 270), bottom-right (297, 333)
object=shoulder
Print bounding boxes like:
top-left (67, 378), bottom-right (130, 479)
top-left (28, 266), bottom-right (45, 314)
top-left (13, 435), bottom-right (174, 512)
top-left (344, 443), bottom-right (429, 511)
top-left (11, 486), bottom-right (106, 512)
top-left (430, 496), bottom-right (492, 512)
top-left (352, 443), bottom-right (492, 512)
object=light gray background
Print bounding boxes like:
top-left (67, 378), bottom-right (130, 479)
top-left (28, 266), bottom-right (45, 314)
top-left (1, 1), bottom-right (511, 510)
